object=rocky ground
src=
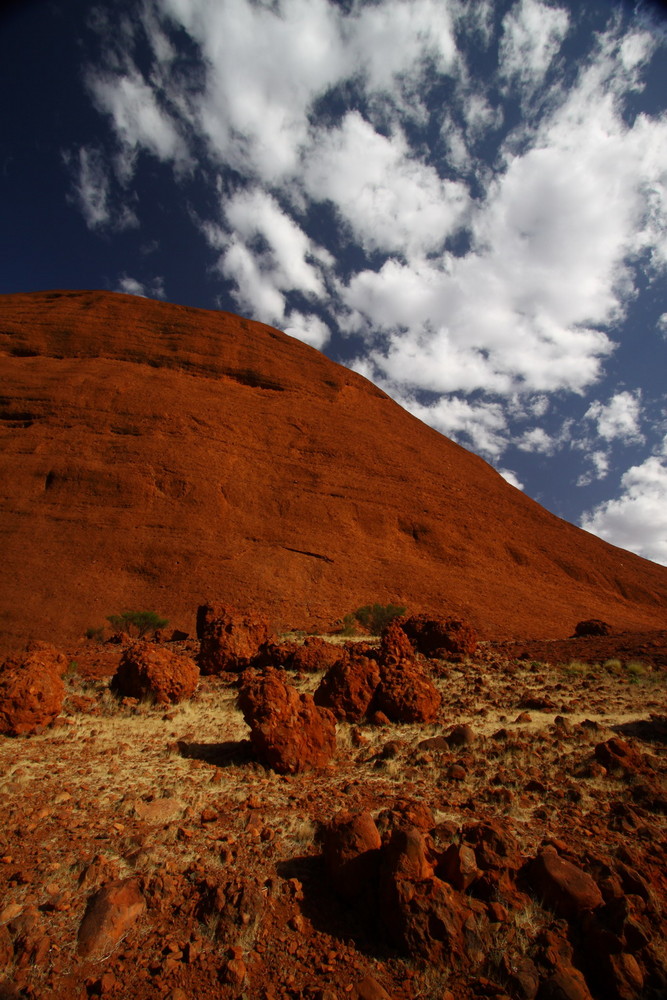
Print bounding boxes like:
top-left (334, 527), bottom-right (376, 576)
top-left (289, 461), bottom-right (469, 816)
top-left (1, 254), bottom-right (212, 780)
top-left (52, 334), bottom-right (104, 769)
top-left (0, 629), bottom-right (665, 1000)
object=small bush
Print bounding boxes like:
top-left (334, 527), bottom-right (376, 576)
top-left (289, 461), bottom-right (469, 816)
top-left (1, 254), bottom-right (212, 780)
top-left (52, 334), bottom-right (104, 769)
top-left (106, 611), bottom-right (169, 639)
top-left (85, 626), bottom-right (105, 641)
top-left (351, 603), bottom-right (406, 635)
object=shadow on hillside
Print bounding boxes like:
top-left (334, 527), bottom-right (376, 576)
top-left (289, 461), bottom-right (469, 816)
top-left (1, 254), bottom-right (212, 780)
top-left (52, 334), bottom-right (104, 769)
top-left (613, 716), bottom-right (667, 745)
top-left (276, 855), bottom-right (389, 959)
top-left (177, 738), bottom-right (255, 767)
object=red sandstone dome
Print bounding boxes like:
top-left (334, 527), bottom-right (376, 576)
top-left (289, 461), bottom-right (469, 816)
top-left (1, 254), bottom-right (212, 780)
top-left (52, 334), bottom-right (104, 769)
top-left (0, 288), bottom-right (666, 649)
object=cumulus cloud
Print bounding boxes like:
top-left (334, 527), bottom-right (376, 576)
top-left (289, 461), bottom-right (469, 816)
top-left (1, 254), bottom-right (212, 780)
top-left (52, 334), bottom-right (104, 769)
top-left (116, 274), bottom-right (166, 298)
top-left (581, 449), bottom-right (667, 565)
top-left (576, 449), bottom-right (610, 487)
top-left (283, 311), bottom-right (330, 350)
top-left (584, 390), bottom-right (644, 444)
top-left (498, 468), bottom-right (525, 490)
top-left (355, 380), bottom-right (511, 459)
top-left (203, 188), bottom-right (331, 326)
top-left (304, 112), bottom-right (470, 257)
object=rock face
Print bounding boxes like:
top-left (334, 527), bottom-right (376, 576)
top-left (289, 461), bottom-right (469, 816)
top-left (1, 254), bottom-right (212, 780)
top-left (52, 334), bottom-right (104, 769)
top-left (110, 642), bottom-right (199, 704)
top-left (238, 667), bottom-right (337, 774)
top-left (0, 642), bottom-right (66, 735)
top-left (2, 289), bottom-right (667, 649)
top-left (197, 604), bottom-right (271, 674)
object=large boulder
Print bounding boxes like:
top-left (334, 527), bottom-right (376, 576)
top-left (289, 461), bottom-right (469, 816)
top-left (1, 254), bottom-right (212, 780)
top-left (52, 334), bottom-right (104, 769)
top-left (373, 658), bottom-right (441, 723)
top-left (399, 615), bottom-right (477, 659)
top-left (0, 642), bottom-right (67, 736)
top-left (526, 848), bottom-right (603, 919)
top-left (574, 619), bottom-right (612, 637)
top-left (291, 636), bottom-right (341, 673)
top-left (314, 653), bottom-right (381, 722)
top-left (111, 642), bottom-right (199, 704)
top-left (323, 810), bottom-right (382, 900)
top-left (197, 603), bottom-right (272, 674)
top-left (238, 667), bottom-right (336, 774)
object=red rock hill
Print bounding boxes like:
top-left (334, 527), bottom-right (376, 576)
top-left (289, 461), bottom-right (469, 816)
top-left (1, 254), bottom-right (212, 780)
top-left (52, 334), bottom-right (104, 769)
top-left (0, 289), bottom-right (665, 649)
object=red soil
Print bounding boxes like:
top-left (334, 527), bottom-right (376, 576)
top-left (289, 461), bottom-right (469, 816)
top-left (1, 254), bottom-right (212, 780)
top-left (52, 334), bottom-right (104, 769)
top-left (0, 288), bottom-right (666, 650)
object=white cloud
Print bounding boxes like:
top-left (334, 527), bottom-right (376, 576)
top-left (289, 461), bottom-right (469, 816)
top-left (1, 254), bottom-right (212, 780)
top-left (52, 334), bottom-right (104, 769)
top-left (224, 188), bottom-right (328, 298)
top-left (658, 313), bottom-right (667, 338)
top-left (581, 450), bottom-right (667, 565)
top-left (217, 235), bottom-right (287, 325)
top-left (115, 274), bottom-right (166, 298)
top-left (160, 0), bottom-right (350, 183)
top-left (283, 311), bottom-right (330, 350)
top-left (498, 468), bottom-right (525, 490)
top-left (576, 449), bottom-right (610, 487)
top-left (304, 112), bottom-right (470, 257)
top-left (584, 390), bottom-right (644, 443)
top-left (499, 0), bottom-right (570, 92)
top-left (341, 16), bottom-right (666, 405)
top-left (77, 0), bottom-right (667, 486)
top-left (87, 68), bottom-right (190, 173)
top-left (65, 146), bottom-right (137, 231)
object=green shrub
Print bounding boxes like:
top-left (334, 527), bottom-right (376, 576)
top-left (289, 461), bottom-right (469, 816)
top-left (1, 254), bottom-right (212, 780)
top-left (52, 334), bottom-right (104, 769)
top-left (351, 603), bottom-right (406, 635)
top-left (106, 611), bottom-right (169, 638)
top-left (85, 626), bottom-right (105, 641)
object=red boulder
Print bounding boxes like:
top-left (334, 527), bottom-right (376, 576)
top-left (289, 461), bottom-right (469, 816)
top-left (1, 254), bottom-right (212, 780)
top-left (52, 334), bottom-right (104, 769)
top-left (527, 847), bottom-right (603, 919)
top-left (291, 636), bottom-right (342, 673)
top-left (373, 658), bottom-right (441, 723)
top-left (314, 653), bottom-right (381, 722)
top-left (0, 642), bottom-right (67, 736)
top-left (323, 810), bottom-right (382, 899)
top-left (111, 642), bottom-right (199, 704)
top-left (198, 604), bottom-right (272, 674)
top-left (574, 619), bottom-right (612, 636)
top-left (238, 667), bottom-right (336, 774)
top-left (399, 615), bottom-right (477, 659)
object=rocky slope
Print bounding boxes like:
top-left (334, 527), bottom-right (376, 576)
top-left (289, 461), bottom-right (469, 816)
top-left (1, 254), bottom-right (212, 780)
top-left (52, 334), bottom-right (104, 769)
top-left (1, 289), bottom-right (666, 649)
top-left (0, 627), bottom-right (665, 1000)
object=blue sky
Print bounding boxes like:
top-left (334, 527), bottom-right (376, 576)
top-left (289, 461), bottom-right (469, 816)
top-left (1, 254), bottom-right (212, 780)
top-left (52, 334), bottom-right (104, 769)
top-left (2, 0), bottom-right (667, 564)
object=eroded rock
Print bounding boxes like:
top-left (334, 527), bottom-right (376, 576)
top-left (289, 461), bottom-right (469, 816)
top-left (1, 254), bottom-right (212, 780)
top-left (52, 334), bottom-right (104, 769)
top-left (0, 643), bottom-right (67, 736)
top-left (111, 642), bottom-right (199, 704)
top-left (399, 615), bottom-right (477, 659)
top-left (238, 667), bottom-right (336, 773)
top-left (314, 653), bottom-right (381, 722)
top-left (198, 604), bottom-right (271, 674)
